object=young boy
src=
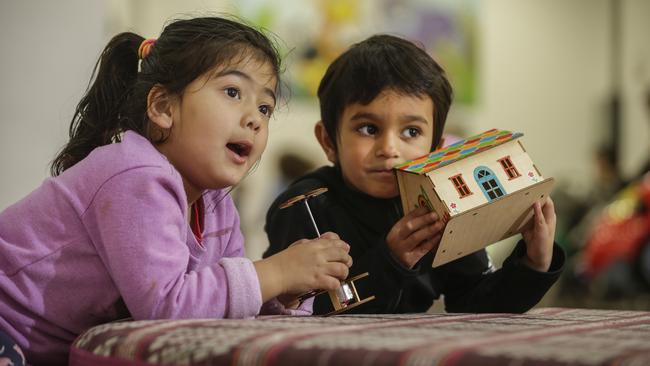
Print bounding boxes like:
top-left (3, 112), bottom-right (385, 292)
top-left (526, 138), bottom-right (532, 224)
top-left (264, 35), bottom-right (565, 314)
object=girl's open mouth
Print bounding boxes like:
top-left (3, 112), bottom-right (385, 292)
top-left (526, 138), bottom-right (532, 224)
top-left (226, 142), bottom-right (252, 158)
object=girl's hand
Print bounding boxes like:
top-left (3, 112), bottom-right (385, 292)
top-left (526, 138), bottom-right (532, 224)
top-left (521, 197), bottom-right (556, 272)
top-left (386, 207), bottom-right (445, 269)
top-left (276, 293), bottom-right (301, 309)
top-left (254, 232), bottom-right (352, 302)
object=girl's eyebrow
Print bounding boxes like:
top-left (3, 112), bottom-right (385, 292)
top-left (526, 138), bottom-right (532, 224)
top-left (214, 69), bottom-right (277, 104)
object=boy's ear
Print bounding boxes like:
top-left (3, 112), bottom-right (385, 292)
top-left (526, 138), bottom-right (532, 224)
top-left (314, 121), bottom-right (337, 164)
top-left (147, 84), bottom-right (175, 129)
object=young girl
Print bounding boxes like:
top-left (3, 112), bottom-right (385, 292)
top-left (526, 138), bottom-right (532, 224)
top-left (0, 16), bottom-right (352, 365)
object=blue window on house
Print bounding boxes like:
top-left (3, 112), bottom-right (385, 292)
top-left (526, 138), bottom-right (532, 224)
top-left (474, 166), bottom-right (506, 201)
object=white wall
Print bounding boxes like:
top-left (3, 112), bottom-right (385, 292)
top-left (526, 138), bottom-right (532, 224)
top-left (480, 0), bottom-right (610, 195)
top-left (0, 0), bottom-right (106, 209)
top-left (1, 1), bottom-right (649, 261)
top-left (621, 0), bottom-right (650, 176)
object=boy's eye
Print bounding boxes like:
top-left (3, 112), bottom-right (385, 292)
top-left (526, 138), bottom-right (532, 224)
top-left (402, 127), bottom-right (421, 138)
top-left (358, 125), bottom-right (378, 136)
top-left (225, 87), bottom-right (240, 99)
top-left (259, 104), bottom-right (274, 118)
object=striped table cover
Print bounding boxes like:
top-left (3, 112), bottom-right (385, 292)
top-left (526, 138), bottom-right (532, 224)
top-left (69, 307), bottom-right (650, 366)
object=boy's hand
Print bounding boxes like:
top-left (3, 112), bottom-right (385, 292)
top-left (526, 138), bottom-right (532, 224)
top-left (255, 232), bottom-right (352, 302)
top-left (386, 207), bottom-right (445, 269)
top-left (521, 197), bottom-right (556, 272)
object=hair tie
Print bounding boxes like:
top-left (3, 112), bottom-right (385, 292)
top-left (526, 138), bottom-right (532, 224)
top-left (138, 38), bottom-right (156, 60)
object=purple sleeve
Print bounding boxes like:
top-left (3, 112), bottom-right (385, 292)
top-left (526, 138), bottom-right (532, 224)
top-left (81, 167), bottom-right (262, 320)
top-left (207, 192), bottom-right (265, 317)
top-left (260, 297), bottom-right (313, 316)
top-left (214, 192), bottom-right (246, 258)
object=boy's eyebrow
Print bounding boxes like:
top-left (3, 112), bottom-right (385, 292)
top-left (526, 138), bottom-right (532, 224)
top-left (350, 112), bottom-right (382, 122)
top-left (214, 69), bottom-right (277, 104)
top-left (399, 115), bottom-right (430, 125)
top-left (350, 112), bottom-right (430, 125)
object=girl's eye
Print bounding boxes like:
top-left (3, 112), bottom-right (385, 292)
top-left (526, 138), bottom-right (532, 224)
top-left (358, 125), bottom-right (378, 136)
top-left (225, 87), bottom-right (240, 99)
top-left (403, 127), bottom-right (421, 138)
top-left (259, 104), bottom-right (274, 118)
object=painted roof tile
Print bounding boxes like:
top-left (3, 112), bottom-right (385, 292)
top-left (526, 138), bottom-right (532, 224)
top-left (395, 129), bottom-right (523, 173)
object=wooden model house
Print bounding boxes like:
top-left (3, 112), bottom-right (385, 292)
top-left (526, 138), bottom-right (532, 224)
top-left (395, 129), bottom-right (554, 267)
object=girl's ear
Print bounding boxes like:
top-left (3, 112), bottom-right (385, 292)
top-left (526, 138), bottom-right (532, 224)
top-left (147, 84), bottom-right (175, 129)
top-left (314, 121), bottom-right (337, 164)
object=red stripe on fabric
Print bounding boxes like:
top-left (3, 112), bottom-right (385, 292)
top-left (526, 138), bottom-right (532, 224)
top-left (402, 313), bottom-right (650, 366)
top-left (69, 346), bottom-right (158, 366)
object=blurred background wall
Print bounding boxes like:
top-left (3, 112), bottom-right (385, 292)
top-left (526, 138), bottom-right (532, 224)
top-left (2, 0), bottom-right (649, 308)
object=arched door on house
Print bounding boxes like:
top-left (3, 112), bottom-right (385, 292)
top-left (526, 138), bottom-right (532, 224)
top-left (474, 166), bottom-right (506, 201)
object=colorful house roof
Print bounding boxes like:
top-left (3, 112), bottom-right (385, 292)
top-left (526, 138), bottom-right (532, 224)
top-left (395, 129), bottom-right (523, 174)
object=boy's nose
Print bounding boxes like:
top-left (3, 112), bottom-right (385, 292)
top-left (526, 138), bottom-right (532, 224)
top-left (375, 135), bottom-right (399, 158)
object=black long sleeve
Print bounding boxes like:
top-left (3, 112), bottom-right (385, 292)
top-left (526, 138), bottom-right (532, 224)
top-left (264, 166), bottom-right (565, 314)
top-left (264, 167), bottom-right (420, 313)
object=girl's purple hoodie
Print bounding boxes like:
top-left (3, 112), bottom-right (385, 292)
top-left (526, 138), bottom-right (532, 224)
top-left (0, 131), bottom-right (309, 365)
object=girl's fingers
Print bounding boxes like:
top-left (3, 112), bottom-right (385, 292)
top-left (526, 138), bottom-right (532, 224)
top-left (289, 238), bottom-right (310, 247)
top-left (324, 246), bottom-right (353, 266)
top-left (317, 276), bottom-right (341, 291)
top-left (314, 238), bottom-right (350, 252)
top-left (325, 262), bottom-right (349, 280)
top-left (320, 231), bottom-right (340, 240)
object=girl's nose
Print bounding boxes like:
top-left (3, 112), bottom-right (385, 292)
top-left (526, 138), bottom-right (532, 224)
top-left (242, 107), bottom-right (262, 133)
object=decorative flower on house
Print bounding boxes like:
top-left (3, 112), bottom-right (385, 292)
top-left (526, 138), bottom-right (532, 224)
top-left (450, 203), bottom-right (457, 209)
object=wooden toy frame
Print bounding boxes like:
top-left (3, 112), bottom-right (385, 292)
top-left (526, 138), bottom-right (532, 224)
top-left (280, 188), bottom-right (375, 316)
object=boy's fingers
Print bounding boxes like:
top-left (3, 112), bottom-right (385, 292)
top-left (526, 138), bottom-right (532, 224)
top-left (406, 219), bottom-right (444, 246)
top-left (400, 207), bottom-right (429, 226)
top-left (405, 206), bottom-right (429, 218)
top-left (534, 201), bottom-right (546, 227)
top-left (416, 234), bottom-right (441, 255)
top-left (400, 211), bottom-right (439, 240)
top-left (410, 211), bottom-right (439, 230)
top-left (541, 197), bottom-right (556, 226)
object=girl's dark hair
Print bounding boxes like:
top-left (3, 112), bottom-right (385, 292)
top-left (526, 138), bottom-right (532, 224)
top-left (317, 34), bottom-right (453, 152)
top-left (51, 16), bottom-right (282, 176)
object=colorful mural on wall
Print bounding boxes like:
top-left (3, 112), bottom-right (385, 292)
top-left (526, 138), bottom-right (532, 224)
top-left (237, 0), bottom-right (478, 104)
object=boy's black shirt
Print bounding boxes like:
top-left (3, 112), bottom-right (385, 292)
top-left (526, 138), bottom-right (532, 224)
top-left (264, 166), bottom-right (565, 314)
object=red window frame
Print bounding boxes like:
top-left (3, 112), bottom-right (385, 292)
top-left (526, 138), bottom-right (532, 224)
top-left (449, 174), bottom-right (472, 198)
top-left (498, 156), bottom-right (521, 180)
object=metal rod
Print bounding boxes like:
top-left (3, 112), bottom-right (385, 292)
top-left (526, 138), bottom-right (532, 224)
top-left (303, 199), bottom-right (320, 237)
